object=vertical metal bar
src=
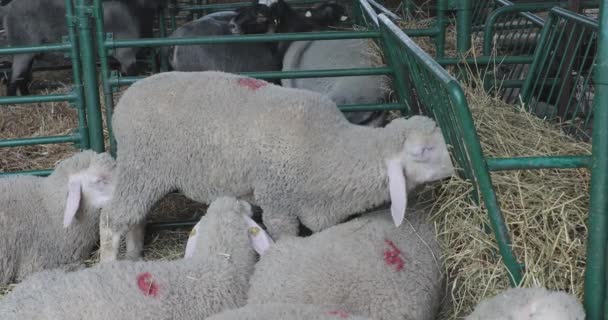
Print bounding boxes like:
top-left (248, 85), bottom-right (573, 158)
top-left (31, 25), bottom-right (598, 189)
top-left (65, 0), bottom-right (90, 149)
top-left (158, 5), bottom-right (169, 72)
top-left (584, 0), bottom-right (608, 317)
top-left (456, 0), bottom-right (472, 54)
top-left (92, 0), bottom-right (116, 155)
top-left (448, 81), bottom-right (524, 286)
top-left (520, 13), bottom-right (555, 105)
top-left (435, 0), bottom-right (447, 58)
top-left (379, 17), bottom-right (411, 115)
top-left (170, 0), bottom-right (178, 32)
top-left (76, 0), bottom-right (105, 152)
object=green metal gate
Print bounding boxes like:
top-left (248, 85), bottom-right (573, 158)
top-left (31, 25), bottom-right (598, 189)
top-left (0, 0), bottom-right (105, 176)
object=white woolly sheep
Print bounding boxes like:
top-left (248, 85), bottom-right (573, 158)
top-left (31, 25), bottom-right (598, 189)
top-left (0, 196), bottom-right (273, 320)
top-left (206, 303), bottom-right (372, 320)
top-left (0, 150), bottom-right (115, 287)
top-left (465, 287), bottom-right (585, 320)
top-left (246, 206), bottom-right (444, 320)
top-left (282, 38), bottom-right (388, 127)
top-left (98, 70), bottom-right (454, 262)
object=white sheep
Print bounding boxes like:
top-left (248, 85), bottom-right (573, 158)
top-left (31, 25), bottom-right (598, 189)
top-left (465, 287), bottom-right (585, 320)
top-left (99, 70), bottom-right (454, 262)
top-left (206, 303), bottom-right (372, 320)
top-left (281, 38), bottom-right (388, 127)
top-left (0, 150), bottom-right (115, 287)
top-left (0, 196), bottom-right (273, 320)
top-left (246, 206), bottom-right (444, 320)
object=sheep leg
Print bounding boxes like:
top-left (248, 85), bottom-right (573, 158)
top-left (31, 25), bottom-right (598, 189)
top-left (99, 216), bottom-right (121, 263)
top-left (100, 163), bottom-right (174, 261)
top-left (125, 221), bottom-right (146, 261)
top-left (7, 53), bottom-right (34, 96)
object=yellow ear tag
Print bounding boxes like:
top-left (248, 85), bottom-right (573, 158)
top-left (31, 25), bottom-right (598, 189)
top-left (189, 228), bottom-right (197, 237)
top-left (248, 226), bottom-right (261, 236)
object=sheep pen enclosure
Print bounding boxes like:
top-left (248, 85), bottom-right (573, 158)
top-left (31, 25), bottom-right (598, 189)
top-left (1, 0), bottom-right (607, 320)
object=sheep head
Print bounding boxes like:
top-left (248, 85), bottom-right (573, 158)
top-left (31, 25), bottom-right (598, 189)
top-left (229, 0), bottom-right (276, 35)
top-left (59, 151), bottom-right (116, 228)
top-left (184, 197), bottom-right (273, 262)
top-left (384, 116), bottom-right (454, 226)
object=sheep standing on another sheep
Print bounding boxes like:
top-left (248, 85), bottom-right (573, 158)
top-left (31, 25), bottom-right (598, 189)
top-left (98, 70), bottom-right (454, 262)
top-left (206, 303), bottom-right (372, 320)
top-left (0, 150), bottom-right (115, 287)
top-left (465, 287), bottom-right (585, 320)
top-left (0, 197), bottom-right (271, 320)
top-left (247, 207), bottom-right (444, 320)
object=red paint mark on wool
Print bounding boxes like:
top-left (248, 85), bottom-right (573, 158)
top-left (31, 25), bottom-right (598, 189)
top-left (137, 272), bottom-right (159, 297)
top-left (237, 77), bottom-right (268, 90)
top-left (327, 310), bottom-right (349, 318)
top-left (383, 239), bottom-right (405, 271)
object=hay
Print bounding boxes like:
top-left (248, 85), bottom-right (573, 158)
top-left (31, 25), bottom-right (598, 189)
top-left (419, 83), bottom-right (590, 319)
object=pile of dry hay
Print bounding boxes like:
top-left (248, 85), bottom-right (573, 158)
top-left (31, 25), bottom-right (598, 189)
top-left (416, 83), bottom-right (590, 319)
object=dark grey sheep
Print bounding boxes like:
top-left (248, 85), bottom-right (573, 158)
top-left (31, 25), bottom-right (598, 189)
top-left (0, 196), bottom-right (271, 320)
top-left (167, 4), bottom-right (281, 75)
top-left (0, 150), bottom-right (116, 286)
top-left (97, 71), bottom-right (454, 262)
top-left (3, 0), bottom-right (142, 95)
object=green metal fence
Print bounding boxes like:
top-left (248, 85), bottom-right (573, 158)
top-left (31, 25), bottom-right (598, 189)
top-left (0, 0), bottom-right (105, 177)
top-left (521, 7), bottom-right (597, 140)
top-left (378, 6), bottom-right (607, 319)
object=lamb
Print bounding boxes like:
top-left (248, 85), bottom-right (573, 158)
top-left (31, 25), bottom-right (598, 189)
top-left (0, 196), bottom-right (272, 320)
top-left (98, 70), bottom-right (454, 262)
top-left (246, 206), bottom-right (444, 320)
top-left (3, 0), bottom-right (143, 95)
top-left (0, 150), bottom-right (116, 287)
top-left (206, 303), bottom-right (372, 320)
top-left (465, 287), bottom-right (585, 320)
top-left (281, 38), bottom-right (388, 127)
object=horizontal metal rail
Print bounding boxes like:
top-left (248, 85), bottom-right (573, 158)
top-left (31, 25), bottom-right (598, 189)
top-left (0, 42), bottom-right (72, 55)
top-left (109, 67), bottom-right (393, 85)
top-left (173, 0), bottom-right (323, 12)
top-left (0, 169), bottom-right (53, 177)
top-left (0, 134), bottom-right (81, 148)
top-left (486, 155), bottom-right (592, 171)
top-left (104, 31), bottom-right (381, 49)
top-left (0, 93), bottom-right (77, 105)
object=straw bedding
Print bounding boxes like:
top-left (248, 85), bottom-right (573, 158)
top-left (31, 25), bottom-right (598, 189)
top-left (420, 83), bottom-right (590, 319)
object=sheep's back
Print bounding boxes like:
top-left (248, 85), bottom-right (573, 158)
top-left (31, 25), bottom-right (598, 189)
top-left (0, 257), bottom-right (249, 320)
top-left (247, 210), bottom-right (444, 320)
top-left (112, 71), bottom-right (350, 165)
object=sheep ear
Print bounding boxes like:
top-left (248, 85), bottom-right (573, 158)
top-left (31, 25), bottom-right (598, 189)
top-left (386, 158), bottom-right (407, 227)
top-left (305, 10), bottom-right (312, 17)
top-left (63, 176), bottom-right (83, 228)
top-left (184, 221), bottom-right (201, 259)
top-left (243, 215), bottom-right (274, 255)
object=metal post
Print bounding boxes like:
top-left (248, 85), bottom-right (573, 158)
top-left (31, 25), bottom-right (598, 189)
top-left (456, 0), bottom-right (472, 54)
top-left (65, 0), bottom-right (90, 149)
top-left (159, 5), bottom-right (169, 72)
top-left (583, 0), bottom-right (608, 318)
top-left (434, 0), bottom-right (447, 58)
top-left (76, 0), bottom-right (105, 152)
